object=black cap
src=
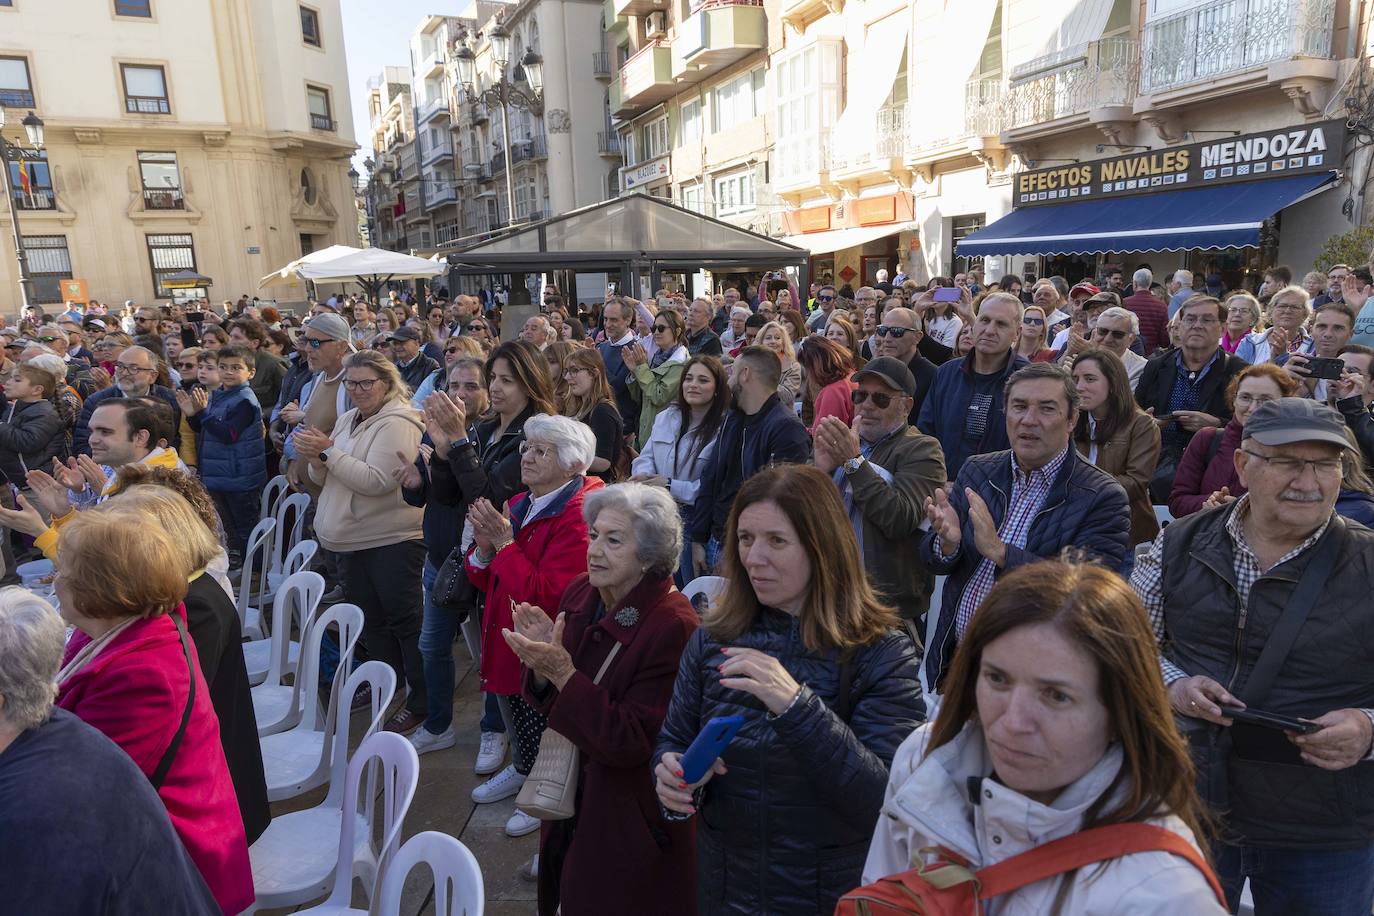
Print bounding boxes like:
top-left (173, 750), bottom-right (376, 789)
top-left (851, 356), bottom-right (916, 397)
top-left (388, 325), bottom-right (423, 343)
top-left (1243, 397), bottom-right (1350, 449)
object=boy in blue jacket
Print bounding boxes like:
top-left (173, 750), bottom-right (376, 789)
top-left (184, 345), bottom-right (267, 570)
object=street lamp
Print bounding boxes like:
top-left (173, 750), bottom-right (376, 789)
top-left (0, 108), bottom-right (44, 311)
top-left (451, 24), bottom-right (544, 228)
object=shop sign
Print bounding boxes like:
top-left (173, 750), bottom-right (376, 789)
top-left (60, 279), bottom-right (89, 304)
top-left (1013, 118), bottom-right (1344, 207)
top-left (797, 205), bottom-right (831, 232)
top-left (621, 156), bottom-right (670, 190)
top-left (854, 195), bottom-right (897, 225)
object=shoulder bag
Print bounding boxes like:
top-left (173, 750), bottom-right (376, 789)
top-left (515, 641), bottom-right (623, 820)
top-left (151, 612), bottom-right (196, 791)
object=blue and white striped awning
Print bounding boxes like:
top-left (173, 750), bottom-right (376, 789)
top-left (957, 171), bottom-right (1338, 257)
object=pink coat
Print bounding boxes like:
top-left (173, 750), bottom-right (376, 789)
top-left (58, 606), bottom-right (254, 916)
top-left (808, 378), bottom-right (857, 435)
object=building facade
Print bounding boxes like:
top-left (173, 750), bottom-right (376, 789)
top-left (1, 0), bottom-right (359, 311)
top-left (365, 65), bottom-right (417, 253)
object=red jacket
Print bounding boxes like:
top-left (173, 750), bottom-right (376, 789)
top-left (57, 606), bottom-right (254, 916)
top-left (467, 475), bottom-right (603, 695)
top-left (524, 573), bottom-right (699, 916)
top-left (1124, 290), bottom-right (1170, 354)
top-left (1169, 419), bottom-right (1245, 518)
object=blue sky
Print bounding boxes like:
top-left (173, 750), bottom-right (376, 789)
top-left (341, 0), bottom-right (457, 170)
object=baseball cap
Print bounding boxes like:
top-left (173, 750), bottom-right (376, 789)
top-left (1083, 292), bottom-right (1121, 309)
top-left (34, 324), bottom-right (64, 341)
top-left (1069, 282), bottom-right (1100, 300)
top-left (851, 356), bottom-right (916, 397)
top-left (388, 326), bottom-right (423, 343)
top-left (83, 318), bottom-right (107, 331)
top-left (1243, 398), bottom-right (1350, 449)
top-left (304, 313), bottom-right (357, 351)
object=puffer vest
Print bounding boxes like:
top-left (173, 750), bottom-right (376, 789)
top-left (1161, 506), bottom-right (1374, 849)
top-left (199, 385), bottom-right (267, 492)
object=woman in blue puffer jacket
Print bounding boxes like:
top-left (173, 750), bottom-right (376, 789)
top-left (654, 464), bottom-right (925, 915)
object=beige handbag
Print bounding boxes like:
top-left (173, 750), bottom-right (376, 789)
top-left (516, 641), bottom-right (623, 821)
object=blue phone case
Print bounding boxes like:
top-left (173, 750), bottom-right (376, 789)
top-left (680, 714), bottom-right (745, 784)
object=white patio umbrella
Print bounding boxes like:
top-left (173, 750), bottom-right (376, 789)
top-left (258, 245), bottom-right (365, 289)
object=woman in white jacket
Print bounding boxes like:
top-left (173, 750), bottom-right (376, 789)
top-left (630, 355), bottom-right (728, 587)
top-left (862, 560), bottom-right (1226, 915)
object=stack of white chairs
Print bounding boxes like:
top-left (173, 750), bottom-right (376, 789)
top-left (244, 570), bottom-right (323, 687)
top-left (253, 601), bottom-right (363, 737)
top-left (263, 491), bottom-right (311, 601)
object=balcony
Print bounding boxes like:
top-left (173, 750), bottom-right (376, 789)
top-left (1002, 37), bottom-right (1139, 138)
top-left (604, 0), bottom-right (628, 31)
top-left (773, 131), bottom-right (831, 193)
top-left (779, 0), bottom-right (837, 34)
top-left (142, 188), bottom-right (185, 210)
top-left (418, 94), bottom-right (451, 124)
top-left (423, 181), bottom-right (458, 208)
top-left (127, 95), bottom-right (171, 115)
top-left (11, 188), bottom-right (55, 211)
top-left (597, 131), bottom-right (622, 157)
top-left (419, 48), bottom-right (446, 79)
top-left (614, 0), bottom-right (664, 19)
top-left (907, 78), bottom-right (1004, 160)
top-left (490, 149), bottom-right (507, 175)
top-left (310, 113), bottom-right (336, 131)
top-left (830, 105), bottom-right (905, 177)
top-left (510, 136), bottom-right (548, 164)
top-left (592, 52), bottom-right (613, 80)
top-left (672, 0), bottom-right (767, 83)
top-left (1139, 0), bottom-right (1336, 95)
top-left (616, 42), bottom-right (674, 115)
top-left (420, 135), bottom-right (455, 167)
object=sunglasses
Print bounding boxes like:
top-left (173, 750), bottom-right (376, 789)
top-left (444, 346), bottom-right (462, 355)
top-left (817, 295), bottom-right (834, 302)
top-left (301, 337), bottom-right (334, 349)
top-left (35, 335), bottom-right (61, 343)
top-left (1093, 327), bottom-right (1129, 340)
top-left (176, 362), bottom-right (197, 371)
top-left (1023, 317), bottom-right (1045, 326)
top-left (851, 389), bottom-right (897, 408)
top-left (876, 325), bottom-right (912, 338)
top-left (466, 323), bottom-right (486, 332)
top-left (653, 324), bottom-right (672, 333)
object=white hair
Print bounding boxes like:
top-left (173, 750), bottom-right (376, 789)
top-left (1095, 306), bottom-right (1139, 335)
top-left (524, 413), bottom-right (597, 474)
top-left (583, 482), bottom-right (683, 578)
top-left (1132, 268), bottom-right (1152, 289)
top-left (730, 306), bottom-right (751, 320)
top-left (1173, 269), bottom-right (1193, 286)
top-left (0, 590), bottom-right (65, 731)
top-left (1270, 284), bottom-right (1313, 320)
top-left (876, 268), bottom-right (889, 282)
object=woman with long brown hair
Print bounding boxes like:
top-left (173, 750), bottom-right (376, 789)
top-left (559, 347), bottom-right (624, 479)
top-left (798, 335), bottom-right (856, 434)
top-left (654, 464), bottom-right (923, 915)
top-left (863, 560), bottom-right (1225, 913)
top-left (824, 314), bottom-right (867, 369)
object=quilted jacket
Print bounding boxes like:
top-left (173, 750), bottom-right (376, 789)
top-left (654, 609), bottom-right (924, 915)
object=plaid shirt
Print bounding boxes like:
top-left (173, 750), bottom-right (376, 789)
top-left (947, 445), bottom-right (1070, 637)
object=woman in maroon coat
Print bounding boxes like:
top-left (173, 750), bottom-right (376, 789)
top-left (505, 481), bottom-right (699, 916)
top-left (1168, 363), bottom-right (1298, 517)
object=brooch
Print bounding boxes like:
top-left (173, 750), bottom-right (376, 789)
top-left (615, 606), bottom-right (641, 628)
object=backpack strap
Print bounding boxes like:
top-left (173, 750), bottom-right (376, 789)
top-left (1202, 425), bottom-right (1224, 467)
top-left (975, 822), bottom-right (1226, 908)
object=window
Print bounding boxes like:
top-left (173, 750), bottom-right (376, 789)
top-left (620, 130), bottom-right (636, 168)
top-left (680, 182), bottom-right (704, 214)
top-left (0, 56), bottom-right (34, 108)
top-left (773, 42), bottom-right (842, 181)
top-left (8, 151), bottom-right (52, 211)
top-left (121, 64), bottom-right (169, 114)
top-left (137, 151), bottom-right (182, 210)
top-left (710, 68), bottom-right (765, 133)
top-left (307, 85), bottom-right (334, 130)
top-left (22, 236), bottom-right (72, 304)
top-left (713, 169), bottom-right (755, 216)
top-left (300, 168), bottom-right (317, 206)
top-left (644, 117), bottom-right (670, 159)
top-left (114, 0), bottom-right (151, 16)
top-left (300, 5), bottom-right (321, 47)
top-left (951, 214), bottom-right (986, 275)
top-left (146, 233), bottom-right (198, 299)
top-left (680, 99), bottom-right (701, 145)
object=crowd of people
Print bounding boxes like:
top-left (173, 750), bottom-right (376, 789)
top-left (0, 259), bottom-right (1371, 914)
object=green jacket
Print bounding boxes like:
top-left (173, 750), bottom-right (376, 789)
top-left (628, 347), bottom-right (687, 447)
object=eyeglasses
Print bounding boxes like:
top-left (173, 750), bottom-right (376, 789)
top-left (302, 336), bottom-right (336, 349)
top-left (1234, 393), bottom-right (1278, 407)
top-left (851, 389), bottom-right (897, 408)
top-left (1180, 314), bottom-right (1220, 326)
top-left (466, 323), bottom-right (486, 333)
top-left (817, 295), bottom-right (834, 302)
top-left (114, 362), bottom-right (154, 375)
top-left (1093, 327), bottom-right (1129, 340)
top-left (342, 378), bottom-right (381, 391)
top-left (176, 362), bottom-right (197, 371)
top-left (444, 346), bottom-right (462, 355)
top-left (652, 324), bottom-right (672, 333)
top-left (518, 441), bottom-right (555, 460)
top-left (1240, 449), bottom-right (1342, 478)
top-left (562, 367), bottom-right (589, 378)
top-left (1023, 316), bottom-right (1045, 326)
top-left (876, 325), bottom-right (913, 338)
top-left (1272, 302), bottom-right (1305, 311)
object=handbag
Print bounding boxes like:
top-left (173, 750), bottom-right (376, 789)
top-left (431, 543), bottom-right (478, 612)
top-left (515, 641), bottom-right (623, 820)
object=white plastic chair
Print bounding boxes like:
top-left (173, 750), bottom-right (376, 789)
top-left (259, 474), bottom-right (289, 525)
top-left (283, 538), bottom-right (318, 579)
top-left (237, 518), bottom-right (276, 640)
top-left (681, 575), bottom-right (727, 614)
top-left (259, 658), bottom-right (395, 802)
top-left (373, 831), bottom-right (485, 916)
top-left (1153, 504), bottom-right (1175, 529)
top-left (248, 729), bottom-right (418, 914)
top-left (244, 570), bottom-right (324, 687)
top-left (254, 602), bottom-right (363, 737)
top-left (264, 491), bottom-right (311, 598)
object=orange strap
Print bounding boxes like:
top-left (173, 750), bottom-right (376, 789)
top-left (975, 822), bottom-right (1226, 907)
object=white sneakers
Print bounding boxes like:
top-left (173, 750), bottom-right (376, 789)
top-left (505, 809), bottom-right (541, 837)
top-left (407, 724), bottom-right (456, 755)
top-left (471, 764), bottom-right (524, 804)
top-left (519, 853), bottom-right (539, 881)
top-left (475, 731), bottom-right (508, 775)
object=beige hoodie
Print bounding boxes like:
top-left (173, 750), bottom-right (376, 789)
top-left (308, 398), bottom-right (425, 552)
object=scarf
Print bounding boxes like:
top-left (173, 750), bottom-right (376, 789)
top-left (56, 616), bottom-right (139, 686)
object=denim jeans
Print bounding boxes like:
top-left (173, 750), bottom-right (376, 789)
top-left (674, 503), bottom-right (694, 589)
top-left (418, 558), bottom-right (458, 735)
top-left (704, 535), bottom-right (724, 575)
top-left (210, 489), bottom-right (259, 565)
top-left (1213, 841), bottom-right (1374, 915)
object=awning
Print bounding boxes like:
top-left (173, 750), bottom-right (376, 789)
top-left (957, 171), bottom-right (1338, 257)
top-left (781, 223), bottom-right (908, 257)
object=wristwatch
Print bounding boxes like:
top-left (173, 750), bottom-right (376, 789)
top-left (842, 455), bottom-right (865, 475)
top-left (318, 448), bottom-right (329, 464)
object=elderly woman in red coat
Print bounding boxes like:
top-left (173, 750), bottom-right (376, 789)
top-left (466, 413), bottom-right (604, 837)
top-left (505, 480), bottom-right (699, 916)
top-left (53, 502), bottom-right (254, 916)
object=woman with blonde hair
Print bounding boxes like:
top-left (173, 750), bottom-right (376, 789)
top-left (655, 464), bottom-right (923, 915)
top-left (559, 347), bottom-right (625, 480)
top-left (757, 319), bottom-right (802, 405)
top-left (1016, 304), bottom-right (1056, 362)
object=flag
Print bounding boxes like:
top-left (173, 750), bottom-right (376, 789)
top-left (16, 163), bottom-right (30, 196)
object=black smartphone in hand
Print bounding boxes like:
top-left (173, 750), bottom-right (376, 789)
top-left (1220, 706), bottom-right (1323, 734)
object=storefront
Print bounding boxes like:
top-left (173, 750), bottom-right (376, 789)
top-left (780, 191), bottom-right (916, 291)
top-left (958, 119), bottom-right (1347, 289)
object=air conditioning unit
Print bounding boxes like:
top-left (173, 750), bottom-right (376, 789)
top-left (645, 11), bottom-right (667, 39)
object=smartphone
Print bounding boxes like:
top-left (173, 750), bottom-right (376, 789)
top-left (1220, 706), bottom-right (1323, 734)
top-left (186, 311), bottom-right (206, 323)
top-left (932, 287), bottom-right (961, 303)
top-left (680, 714), bottom-right (746, 784)
top-left (1304, 356), bottom-right (1345, 381)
